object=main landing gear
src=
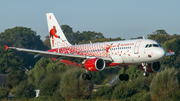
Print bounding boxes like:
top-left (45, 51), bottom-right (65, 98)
top-left (82, 70), bottom-right (92, 80)
top-left (119, 67), bottom-right (129, 81)
top-left (142, 63), bottom-right (149, 77)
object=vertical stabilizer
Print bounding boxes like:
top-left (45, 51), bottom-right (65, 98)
top-left (46, 13), bottom-right (71, 49)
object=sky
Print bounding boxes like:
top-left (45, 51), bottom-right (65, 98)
top-left (0, 0), bottom-right (180, 41)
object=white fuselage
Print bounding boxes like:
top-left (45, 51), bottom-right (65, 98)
top-left (49, 39), bottom-right (166, 65)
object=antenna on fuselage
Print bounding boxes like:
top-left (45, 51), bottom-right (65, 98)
top-left (142, 36), bottom-right (146, 39)
top-left (90, 41), bottom-right (92, 44)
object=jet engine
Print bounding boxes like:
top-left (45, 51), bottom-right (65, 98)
top-left (83, 58), bottom-right (105, 72)
top-left (139, 61), bottom-right (161, 73)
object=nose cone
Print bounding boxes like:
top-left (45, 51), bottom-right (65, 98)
top-left (156, 48), bottom-right (166, 60)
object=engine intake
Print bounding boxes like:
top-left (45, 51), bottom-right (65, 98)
top-left (139, 61), bottom-right (161, 73)
top-left (84, 58), bottom-right (105, 71)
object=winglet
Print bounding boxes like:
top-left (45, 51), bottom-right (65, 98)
top-left (169, 50), bottom-right (173, 53)
top-left (5, 45), bottom-right (9, 51)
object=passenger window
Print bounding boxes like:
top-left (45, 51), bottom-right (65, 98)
top-left (149, 44), bottom-right (152, 47)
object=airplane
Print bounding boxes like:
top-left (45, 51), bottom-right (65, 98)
top-left (5, 13), bottom-right (175, 81)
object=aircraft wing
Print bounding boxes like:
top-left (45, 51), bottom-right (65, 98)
top-left (166, 52), bottom-right (175, 56)
top-left (166, 50), bottom-right (175, 56)
top-left (5, 45), bottom-right (113, 63)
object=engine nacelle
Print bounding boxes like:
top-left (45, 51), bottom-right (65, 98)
top-left (83, 58), bottom-right (105, 72)
top-left (139, 61), bottom-right (161, 73)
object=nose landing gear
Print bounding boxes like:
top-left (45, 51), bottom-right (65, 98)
top-left (142, 63), bottom-right (149, 77)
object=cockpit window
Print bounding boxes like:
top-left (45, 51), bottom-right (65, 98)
top-left (145, 44), bottom-right (160, 48)
top-left (153, 44), bottom-right (159, 47)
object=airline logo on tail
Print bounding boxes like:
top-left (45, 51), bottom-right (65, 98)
top-left (49, 26), bottom-right (60, 47)
top-left (47, 13), bottom-right (71, 49)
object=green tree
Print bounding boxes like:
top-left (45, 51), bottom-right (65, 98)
top-left (0, 84), bottom-right (10, 100)
top-left (112, 77), bottom-right (149, 100)
top-left (39, 74), bottom-right (60, 96)
top-left (150, 67), bottom-right (180, 101)
top-left (43, 35), bottom-right (51, 49)
top-left (52, 86), bottom-right (65, 101)
top-left (6, 70), bottom-right (27, 89)
top-left (0, 46), bottom-right (24, 73)
top-left (28, 58), bottom-right (51, 88)
top-left (60, 68), bottom-right (93, 100)
top-left (78, 37), bottom-right (124, 44)
top-left (161, 38), bottom-right (180, 67)
top-left (15, 81), bottom-right (35, 99)
top-left (130, 36), bottom-right (143, 40)
top-left (142, 92), bottom-right (152, 101)
top-left (28, 57), bottom-right (66, 88)
top-left (75, 31), bottom-right (105, 44)
top-left (0, 27), bottom-right (49, 67)
top-left (147, 29), bottom-right (180, 44)
top-left (61, 25), bottom-right (78, 45)
top-left (90, 86), bottom-right (112, 100)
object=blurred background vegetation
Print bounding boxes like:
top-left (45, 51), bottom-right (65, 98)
top-left (0, 25), bottom-right (180, 101)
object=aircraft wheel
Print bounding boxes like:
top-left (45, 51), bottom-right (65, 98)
top-left (87, 73), bottom-right (92, 80)
top-left (119, 74), bottom-right (129, 81)
top-left (124, 74), bottom-right (129, 81)
top-left (119, 74), bottom-right (124, 81)
top-left (143, 72), bottom-right (149, 77)
top-left (82, 73), bottom-right (87, 80)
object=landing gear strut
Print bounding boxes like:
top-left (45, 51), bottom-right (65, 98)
top-left (142, 63), bottom-right (149, 77)
top-left (119, 67), bottom-right (129, 81)
top-left (82, 70), bottom-right (92, 80)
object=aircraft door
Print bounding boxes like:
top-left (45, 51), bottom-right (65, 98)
top-left (134, 41), bottom-right (142, 54)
